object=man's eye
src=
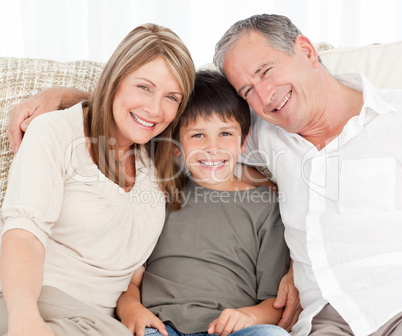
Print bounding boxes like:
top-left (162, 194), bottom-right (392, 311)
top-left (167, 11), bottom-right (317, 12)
top-left (244, 88), bottom-right (252, 99)
top-left (262, 67), bottom-right (272, 77)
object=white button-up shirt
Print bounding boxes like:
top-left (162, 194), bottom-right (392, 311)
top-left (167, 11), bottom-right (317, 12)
top-left (241, 73), bottom-right (402, 336)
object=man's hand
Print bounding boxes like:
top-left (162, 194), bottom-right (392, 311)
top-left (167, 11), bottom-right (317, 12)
top-left (7, 87), bottom-right (90, 153)
top-left (119, 302), bottom-right (167, 336)
top-left (273, 267), bottom-right (302, 332)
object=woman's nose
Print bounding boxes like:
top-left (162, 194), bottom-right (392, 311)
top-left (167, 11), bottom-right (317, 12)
top-left (143, 96), bottom-right (162, 118)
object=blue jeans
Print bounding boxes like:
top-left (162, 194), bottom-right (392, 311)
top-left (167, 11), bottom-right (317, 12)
top-left (144, 324), bottom-right (290, 336)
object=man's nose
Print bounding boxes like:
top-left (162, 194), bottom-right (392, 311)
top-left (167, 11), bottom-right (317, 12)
top-left (254, 81), bottom-right (275, 107)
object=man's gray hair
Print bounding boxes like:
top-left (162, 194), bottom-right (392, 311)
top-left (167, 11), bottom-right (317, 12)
top-left (213, 14), bottom-right (302, 74)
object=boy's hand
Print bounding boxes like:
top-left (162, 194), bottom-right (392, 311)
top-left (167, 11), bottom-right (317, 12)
top-left (207, 308), bottom-right (256, 336)
top-left (119, 302), bottom-right (167, 336)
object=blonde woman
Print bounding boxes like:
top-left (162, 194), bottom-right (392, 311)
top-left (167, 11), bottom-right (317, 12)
top-left (0, 24), bottom-right (195, 336)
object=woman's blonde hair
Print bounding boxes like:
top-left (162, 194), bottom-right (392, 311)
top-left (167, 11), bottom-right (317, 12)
top-left (84, 23), bottom-right (195, 210)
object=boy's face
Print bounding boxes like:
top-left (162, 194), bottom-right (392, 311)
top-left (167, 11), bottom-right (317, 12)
top-left (175, 113), bottom-right (247, 190)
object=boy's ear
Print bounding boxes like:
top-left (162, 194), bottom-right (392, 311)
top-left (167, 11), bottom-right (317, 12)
top-left (173, 144), bottom-right (182, 157)
top-left (240, 130), bottom-right (250, 154)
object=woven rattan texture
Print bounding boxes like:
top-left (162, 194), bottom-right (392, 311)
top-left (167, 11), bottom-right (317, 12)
top-left (0, 57), bottom-right (104, 206)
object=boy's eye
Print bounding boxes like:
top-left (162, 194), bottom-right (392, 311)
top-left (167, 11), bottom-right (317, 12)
top-left (221, 132), bottom-right (232, 136)
top-left (192, 133), bottom-right (204, 138)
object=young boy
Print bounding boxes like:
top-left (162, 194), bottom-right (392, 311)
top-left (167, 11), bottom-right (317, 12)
top-left (116, 70), bottom-right (290, 336)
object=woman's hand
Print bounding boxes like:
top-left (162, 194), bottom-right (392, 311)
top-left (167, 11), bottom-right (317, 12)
top-left (119, 302), bottom-right (167, 336)
top-left (8, 309), bottom-right (55, 336)
top-left (7, 87), bottom-right (90, 153)
top-left (273, 264), bottom-right (302, 332)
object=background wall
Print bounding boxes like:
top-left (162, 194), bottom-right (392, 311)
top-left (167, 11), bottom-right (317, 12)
top-left (0, 0), bottom-right (401, 68)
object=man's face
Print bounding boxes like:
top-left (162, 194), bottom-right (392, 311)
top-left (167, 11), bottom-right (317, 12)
top-left (223, 31), bottom-right (321, 135)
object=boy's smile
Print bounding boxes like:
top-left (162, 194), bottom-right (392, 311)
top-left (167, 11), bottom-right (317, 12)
top-left (175, 114), bottom-right (247, 191)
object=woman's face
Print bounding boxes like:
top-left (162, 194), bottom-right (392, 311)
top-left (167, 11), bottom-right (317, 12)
top-left (112, 57), bottom-right (183, 151)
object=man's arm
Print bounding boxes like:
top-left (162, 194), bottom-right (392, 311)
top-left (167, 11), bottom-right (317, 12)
top-left (7, 87), bottom-right (90, 153)
top-left (241, 164), bottom-right (278, 193)
top-left (273, 260), bottom-right (302, 331)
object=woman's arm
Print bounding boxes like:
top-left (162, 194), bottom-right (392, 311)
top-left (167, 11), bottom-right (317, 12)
top-left (116, 266), bottom-right (167, 336)
top-left (7, 87), bottom-right (90, 153)
top-left (0, 229), bottom-right (54, 336)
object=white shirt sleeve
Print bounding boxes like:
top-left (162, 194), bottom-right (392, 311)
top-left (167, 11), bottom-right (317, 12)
top-left (240, 110), bottom-right (272, 168)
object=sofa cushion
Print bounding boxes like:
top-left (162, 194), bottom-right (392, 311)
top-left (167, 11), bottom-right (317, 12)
top-left (0, 57), bottom-right (104, 206)
top-left (319, 40), bottom-right (402, 89)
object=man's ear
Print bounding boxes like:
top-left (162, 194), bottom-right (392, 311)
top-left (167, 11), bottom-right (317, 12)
top-left (295, 34), bottom-right (320, 67)
top-left (240, 131), bottom-right (250, 154)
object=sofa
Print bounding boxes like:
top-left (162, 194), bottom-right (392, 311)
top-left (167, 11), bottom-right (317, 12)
top-left (0, 40), bottom-right (401, 207)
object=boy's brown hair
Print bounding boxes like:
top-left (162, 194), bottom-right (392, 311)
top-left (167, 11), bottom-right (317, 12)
top-left (173, 70), bottom-right (250, 145)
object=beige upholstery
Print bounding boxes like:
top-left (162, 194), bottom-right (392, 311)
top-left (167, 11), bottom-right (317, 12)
top-left (320, 40), bottom-right (402, 90)
top-left (0, 57), bottom-right (104, 205)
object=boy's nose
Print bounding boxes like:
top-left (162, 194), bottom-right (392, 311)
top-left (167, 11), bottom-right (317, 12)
top-left (204, 138), bottom-right (220, 153)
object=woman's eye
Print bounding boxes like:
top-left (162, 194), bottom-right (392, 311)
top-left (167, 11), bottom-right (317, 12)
top-left (167, 95), bottom-right (179, 102)
top-left (138, 85), bottom-right (149, 91)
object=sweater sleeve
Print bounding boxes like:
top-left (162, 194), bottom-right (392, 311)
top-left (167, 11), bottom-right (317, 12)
top-left (255, 197), bottom-right (290, 301)
top-left (1, 112), bottom-right (72, 249)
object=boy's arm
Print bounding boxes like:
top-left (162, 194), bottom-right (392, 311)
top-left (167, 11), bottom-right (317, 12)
top-left (7, 87), bottom-right (90, 153)
top-left (208, 297), bottom-right (282, 336)
top-left (116, 265), bottom-right (167, 336)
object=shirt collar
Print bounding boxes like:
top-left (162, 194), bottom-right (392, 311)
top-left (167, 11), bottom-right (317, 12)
top-left (275, 72), bottom-right (397, 139)
top-left (334, 73), bottom-right (397, 122)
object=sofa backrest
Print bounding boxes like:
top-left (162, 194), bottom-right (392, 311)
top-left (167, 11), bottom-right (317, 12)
top-left (319, 40), bottom-right (402, 90)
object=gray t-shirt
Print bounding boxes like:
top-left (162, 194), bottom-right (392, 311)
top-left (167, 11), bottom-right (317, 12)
top-left (142, 179), bottom-right (290, 333)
